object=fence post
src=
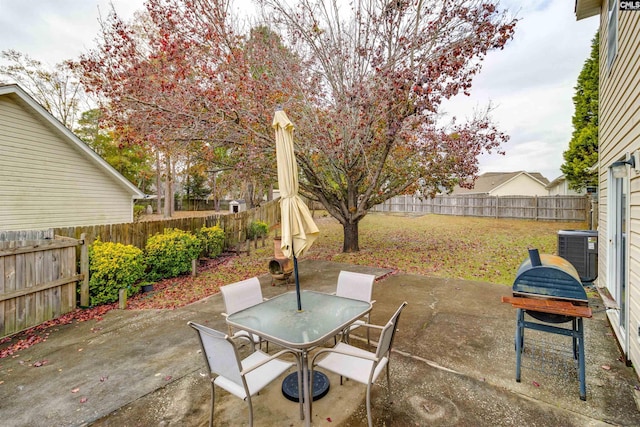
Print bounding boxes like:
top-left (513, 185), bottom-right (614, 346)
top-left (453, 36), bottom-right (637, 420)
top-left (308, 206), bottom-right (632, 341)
top-left (118, 289), bottom-right (127, 309)
top-left (80, 233), bottom-right (89, 307)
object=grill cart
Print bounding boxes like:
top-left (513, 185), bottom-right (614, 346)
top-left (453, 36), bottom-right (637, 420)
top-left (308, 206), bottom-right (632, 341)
top-left (502, 248), bottom-right (592, 400)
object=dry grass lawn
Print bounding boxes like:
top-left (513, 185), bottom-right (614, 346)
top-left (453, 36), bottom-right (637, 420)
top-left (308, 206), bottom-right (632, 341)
top-left (123, 211), bottom-right (590, 309)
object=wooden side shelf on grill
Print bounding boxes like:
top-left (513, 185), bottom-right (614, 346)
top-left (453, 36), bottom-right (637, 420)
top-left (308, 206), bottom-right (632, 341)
top-left (501, 296), bottom-right (592, 318)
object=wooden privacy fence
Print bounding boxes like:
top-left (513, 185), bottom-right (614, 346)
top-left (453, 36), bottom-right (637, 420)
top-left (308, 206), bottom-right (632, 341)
top-left (0, 235), bottom-right (87, 338)
top-left (371, 194), bottom-right (590, 221)
top-left (51, 199), bottom-right (281, 251)
top-left (0, 201), bottom-right (280, 338)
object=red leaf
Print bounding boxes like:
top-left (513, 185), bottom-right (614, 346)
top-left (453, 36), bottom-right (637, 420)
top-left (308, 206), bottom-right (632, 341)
top-left (532, 381), bottom-right (540, 387)
top-left (80, 397), bottom-right (88, 403)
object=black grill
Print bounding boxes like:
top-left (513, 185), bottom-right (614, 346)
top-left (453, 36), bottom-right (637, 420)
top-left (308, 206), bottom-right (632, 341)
top-left (512, 249), bottom-right (587, 323)
top-left (503, 248), bottom-right (592, 401)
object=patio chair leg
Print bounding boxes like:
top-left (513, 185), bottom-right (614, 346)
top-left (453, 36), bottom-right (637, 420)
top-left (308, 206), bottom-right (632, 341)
top-left (209, 383), bottom-right (215, 427)
top-left (366, 383), bottom-right (373, 427)
top-left (386, 362), bottom-right (391, 397)
top-left (247, 395), bottom-right (254, 427)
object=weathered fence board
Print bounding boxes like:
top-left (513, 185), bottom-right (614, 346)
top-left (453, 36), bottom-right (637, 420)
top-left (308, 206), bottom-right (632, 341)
top-left (0, 229), bottom-right (54, 242)
top-left (371, 194), bottom-right (590, 221)
top-left (50, 199), bottom-right (281, 250)
top-left (0, 237), bottom-right (84, 338)
top-left (0, 200), bottom-right (282, 337)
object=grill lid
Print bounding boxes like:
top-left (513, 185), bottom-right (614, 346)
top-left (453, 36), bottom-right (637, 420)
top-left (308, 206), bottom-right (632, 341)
top-left (512, 249), bottom-right (587, 303)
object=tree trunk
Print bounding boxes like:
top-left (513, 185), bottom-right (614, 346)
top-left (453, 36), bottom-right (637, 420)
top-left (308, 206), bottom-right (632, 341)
top-left (163, 155), bottom-right (172, 218)
top-left (155, 151), bottom-right (162, 214)
top-left (342, 220), bottom-right (360, 252)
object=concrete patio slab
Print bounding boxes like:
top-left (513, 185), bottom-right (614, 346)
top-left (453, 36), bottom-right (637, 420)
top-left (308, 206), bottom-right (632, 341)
top-left (0, 260), bottom-right (638, 426)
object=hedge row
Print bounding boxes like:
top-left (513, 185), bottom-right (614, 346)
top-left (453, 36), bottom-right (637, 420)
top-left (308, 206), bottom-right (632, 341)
top-left (88, 226), bottom-right (225, 306)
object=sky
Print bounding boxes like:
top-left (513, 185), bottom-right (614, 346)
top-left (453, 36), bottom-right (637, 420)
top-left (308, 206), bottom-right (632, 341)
top-left (0, 0), bottom-right (599, 182)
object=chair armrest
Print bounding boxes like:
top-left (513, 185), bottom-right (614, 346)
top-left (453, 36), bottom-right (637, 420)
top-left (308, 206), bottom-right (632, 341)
top-left (231, 334), bottom-right (255, 347)
top-left (221, 312), bottom-right (229, 318)
top-left (354, 323), bottom-right (383, 332)
top-left (311, 345), bottom-right (378, 365)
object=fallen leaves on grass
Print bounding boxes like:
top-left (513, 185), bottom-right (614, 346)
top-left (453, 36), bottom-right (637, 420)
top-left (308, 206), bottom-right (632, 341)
top-left (0, 215), bottom-right (580, 360)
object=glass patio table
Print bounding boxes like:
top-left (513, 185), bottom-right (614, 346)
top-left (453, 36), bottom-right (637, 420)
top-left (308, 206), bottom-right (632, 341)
top-left (226, 290), bottom-right (372, 426)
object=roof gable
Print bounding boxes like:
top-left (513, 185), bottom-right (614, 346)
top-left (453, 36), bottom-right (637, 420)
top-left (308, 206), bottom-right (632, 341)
top-left (0, 84), bottom-right (145, 199)
top-left (454, 171), bottom-right (550, 195)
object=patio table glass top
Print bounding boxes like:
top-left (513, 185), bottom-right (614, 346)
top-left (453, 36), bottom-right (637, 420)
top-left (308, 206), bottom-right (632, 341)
top-left (225, 290), bottom-right (371, 349)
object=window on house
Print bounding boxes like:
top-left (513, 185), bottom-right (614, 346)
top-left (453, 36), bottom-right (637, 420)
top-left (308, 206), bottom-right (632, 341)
top-left (607, 0), bottom-right (618, 70)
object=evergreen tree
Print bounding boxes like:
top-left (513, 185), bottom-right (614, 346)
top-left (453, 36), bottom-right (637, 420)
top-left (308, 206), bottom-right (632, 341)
top-left (561, 33), bottom-right (599, 191)
top-left (75, 109), bottom-right (154, 192)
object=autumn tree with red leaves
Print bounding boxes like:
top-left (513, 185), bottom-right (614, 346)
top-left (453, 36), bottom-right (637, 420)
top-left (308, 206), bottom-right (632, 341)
top-left (259, 0), bottom-right (516, 251)
top-left (76, 0), bottom-right (293, 214)
top-left (77, 0), bottom-right (516, 251)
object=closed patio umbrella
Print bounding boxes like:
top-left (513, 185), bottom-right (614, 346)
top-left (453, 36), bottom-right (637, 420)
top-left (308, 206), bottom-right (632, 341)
top-left (273, 108), bottom-right (319, 311)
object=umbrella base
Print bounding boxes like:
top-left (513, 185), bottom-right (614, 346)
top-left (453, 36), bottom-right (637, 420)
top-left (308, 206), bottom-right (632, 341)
top-left (281, 370), bottom-right (330, 402)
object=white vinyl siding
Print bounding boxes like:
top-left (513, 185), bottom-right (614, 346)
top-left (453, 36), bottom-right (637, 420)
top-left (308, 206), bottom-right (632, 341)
top-left (597, 3), bottom-right (640, 370)
top-left (607, 0), bottom-right (618, 71)
top-left (0, 96), bottom-right (135, 230)
top-left (490, 174), bottom-right (548, 197)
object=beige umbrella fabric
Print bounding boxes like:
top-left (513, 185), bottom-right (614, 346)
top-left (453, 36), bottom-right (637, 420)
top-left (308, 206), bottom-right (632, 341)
top-left (273, 108), bottom-right (319, 310)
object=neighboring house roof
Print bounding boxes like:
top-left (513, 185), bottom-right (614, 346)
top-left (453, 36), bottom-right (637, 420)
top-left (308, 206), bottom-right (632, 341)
top-left (546, 174), bottom-right (567, 190)
top-left (575, 0), bottom-right (601, 20)
top-left (0, 84), bottom-right (145, 199)
top-left (546, 174), bottom-right (588, 196)
top-left (453, 171), bottom-right (550, 195)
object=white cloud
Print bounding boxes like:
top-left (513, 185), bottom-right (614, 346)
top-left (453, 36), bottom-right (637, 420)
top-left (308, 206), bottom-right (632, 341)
top-left (0, 0), bottom-right (144, 65)
top-left (0, 0), bottom-right (599, 183)
top-left (441, 0), bottom-right (598, 181)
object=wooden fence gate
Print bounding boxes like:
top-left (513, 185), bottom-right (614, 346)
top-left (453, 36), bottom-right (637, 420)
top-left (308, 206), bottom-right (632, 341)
top-left (0, 235), bottom-right (87, 338)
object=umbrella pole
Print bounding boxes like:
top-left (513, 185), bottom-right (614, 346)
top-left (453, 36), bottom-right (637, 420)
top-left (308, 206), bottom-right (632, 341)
top-left (294, 255), bottom-right (302, 311)
top-left (292, 241), bottom-right (302, 311)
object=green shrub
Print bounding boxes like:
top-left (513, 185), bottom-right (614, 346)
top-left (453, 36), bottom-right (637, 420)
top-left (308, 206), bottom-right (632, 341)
top-left (197, 225), bottom-right (226, 258)
top-left (89, 238), bottom-right (145, 306)
top-left (145, 228), bottom-right (202, 281)
top-left (247, 220), bottom-right (268, 240)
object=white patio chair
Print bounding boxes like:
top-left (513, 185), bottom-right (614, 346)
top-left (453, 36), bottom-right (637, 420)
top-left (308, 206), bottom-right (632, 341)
top-left (220, 277), bottom-right (267, 350)
top-left (188, 322), bottom-right (297, 427)
top-left (335, 271), bottom-right (376, 345)
top-left (311, 302), bottom-right (408, 427)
